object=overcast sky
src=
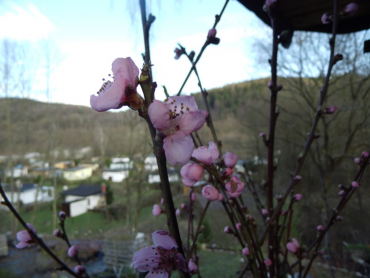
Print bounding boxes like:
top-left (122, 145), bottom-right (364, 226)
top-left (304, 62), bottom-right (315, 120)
top-left (0, 0), bottom-right (272, 107)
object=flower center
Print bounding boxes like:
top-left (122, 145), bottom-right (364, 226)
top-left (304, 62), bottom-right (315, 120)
top-left (97, 80), bottom-right (112, 95)
top-left (230, 181), bottom-right (238, 193)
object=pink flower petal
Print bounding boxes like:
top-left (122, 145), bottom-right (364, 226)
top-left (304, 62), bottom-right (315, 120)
top-left (15, 241), bottom-right (29, 249)
top-left (152, 231), bottom-right (178, 250)
top-left (224, 152), bottom-right (238, 168)
top-left (166, 96), bottom-right (198, 112)
top-left (112, 57), bottom-right (139, 86)
top-left (202, 185), bottom-right (220, 201)
top-left (90, 78), bottom-right (127, 112)
top-left (16, 230), bottom-right (31, 242)
top-left (208, 142), bottom-right (219, 162)
top-left (148, 100), bottom-right (171, 131)
top-left (163, 133), bottom-right (194, 166)
top-left (132, 246), bottom-right (161, 272)
top-left (178, 110), bottom-right (206, 135)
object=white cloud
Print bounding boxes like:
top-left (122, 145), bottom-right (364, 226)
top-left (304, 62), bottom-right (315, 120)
top-left (0, 4), bottom-right (54, 41)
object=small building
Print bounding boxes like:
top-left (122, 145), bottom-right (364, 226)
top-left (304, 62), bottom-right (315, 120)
top-left (145, 155), bottom-right (158, 172)
top-left (102, 169), bottom-right (129, 183)
top-left (0, 183), bottom-right (54, 206)
top-left (60, 184), bottom-right (107, 217)
top-left (148, 169), bottom-right (179, 184)
top-left (32, 167), bottom-right (63, 178)
top-left (6, 164), bottom-right (28, 178)
top-left (63, 166), bottom-right (93, 181)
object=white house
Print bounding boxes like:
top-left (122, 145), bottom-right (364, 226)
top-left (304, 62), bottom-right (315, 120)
top-left (0, 183), bottom-right (54, 206)
top-left (63, 166), bottom-right (93, 181)
top-left (102, 169), bottom-right (129, 183)
top-left (145, 155), bottom-right (158, 172)
top-left (60, 184), bottom-right (107, 217)
top-left (6, 164), bottom-right (28, 178)
top-left (148, 169), bottom-right (179, 184)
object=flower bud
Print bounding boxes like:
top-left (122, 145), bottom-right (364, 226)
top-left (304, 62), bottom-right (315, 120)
top-left (152, 204), bottom-right (162, 216)
top-left (175, 208), bottom-right (180, 217)
top-left (323, 106), bottom-right (339, 114)
top-left (191, 193), bottom-right (197, 202)
top-left (262, 208), bottom-right (268, 216)
top-left (59, 211), bottom-right (66, 221)
top-left (277, 84), bottom-right (283, 91)
top-left (317, 225), bottom-right (324, 232)
top-left (188, 259), bottom-right (198, 274)
top-left (174, 47), bottom-right (184, 60)
top-left (362, 151), bottom-right (369, 159)
top-left (259, 132), bottom-right (266, 140)
top-left (338, 190), bottom-right (345, 197)
top-left (354, 157), bottom-right (361, 165)
top-left (181, 203), bottom-right (187, 210)
top-left (207, 28), bottom-right (217, 39)
top-left (224, 226), bottom-right (234, 234)
top-left (224, 152), bottom-right (238, 168)
top-left (264, 258), bottom-right (272, 266)
top-left (74, 265), bottom-right (86, 275)
top-left (336, 216), bottom-right (343, 221)
top-left (351, 181), bottom-right (359, 188)
top-left (293, 175), bottom-right (302, 182)
top-left (220, 168), bottom-right (233, 178)
top-left (294, 194), bottom-right (303, 201)
top-left (236, 223), bottom-right (242, 230)
top-left (202, 185), bottom-right (220, 201)
top-left (188, 51), bottom-right (195, 62)
top-left (242, 247), bottom-right (250, 256)
top-left (160, 198), bottom-right (164, 205)
top-left (53, 229), bottom-right (62, 238)
top-left (68, 245), bottom-right (79, 258)
top-left (342, 3), bottom-right (359, 16)
top-left (267, 81), bottom-right (274, 89)
top-left (321, 13), bottom-right (331, 24)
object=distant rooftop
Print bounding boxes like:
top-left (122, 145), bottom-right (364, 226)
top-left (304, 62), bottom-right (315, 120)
top-left (2, 183), bottom-right (37, 193)
top-left (60, 184), bottom-right (103, 197)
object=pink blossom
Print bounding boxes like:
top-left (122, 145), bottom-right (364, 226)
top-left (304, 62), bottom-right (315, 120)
top-left (338, 190), bottom-right (345, 197)
top-left (293, 175), bottom-right (302, 182)
top-left (343, 3), bottom-right (359, 16)
top-left (207, 28), bottom-right (217, 39)
top-left (236, 223), bottom-right (242, 230)
top-left (176, 208), bottom-right (181, 217)
top-left (68, 245), bottom-right (79, 258)
top-left (218, 194), bottom-right (224, 202)
top-left (202, 185), bottom-right (220, 201)
top-left (324, 106), bottom-right (339, 114)
top-left (15, 223), bottom-right (37, 249)
top-left (132, 230), bottom-right (187, 277)
top-left (286, 238), bottom-right (299, 253)
top-left (259, 132), bottom-right (266, 139)
top-left (354, 157), bottom-right (361, 164)
top-left (351, 181), bottom-right (359, 188)
top-left (224, 152), bottom-right (238, 168)
top-left (90, 58), bottom-right (140, 112)
top-left (148, 96), bottom-right (207, 165)
top-left (321, 13), bottom-right (331, 24)
top-left (192, 142), bottom-right (219, 166)
top-left (181, 203), bottom-right (187, 210)
top-left (191, 193), bottom-right (197, 201)
top-left (74, 265), bottom-right (86, 275)
top-left (188, 259), bottom-right (198, 274)
top-left (242, 247), bottom-right (250, 256)
top-left (294, 194), bottom-right (303, 201)
top-left (262, 208), bottom-right (268, 216)
top-left (317, 225), bottom-right (324, 232)
top-left (181, 163), bottom-right (204, 186)
top-left (152, 204), bottom-right (162, 216)
top-left (161, 198), bottom-right (164, 205)
top-left (264, 258), bottom-right (272, 267)
top-left (225, 176), bottom-right (245, 198)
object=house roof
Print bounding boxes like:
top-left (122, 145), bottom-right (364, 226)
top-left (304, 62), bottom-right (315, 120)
top-left (64, 166), bottom-right (86, 172)
top-left (237, 0), bottom-right (370, 34)
top-left (103, 168), bottom-right (128, 172)
top-left (2, 183), bottom-right (37, 193)
top-left (60, 184), bottom-right (102, 197)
